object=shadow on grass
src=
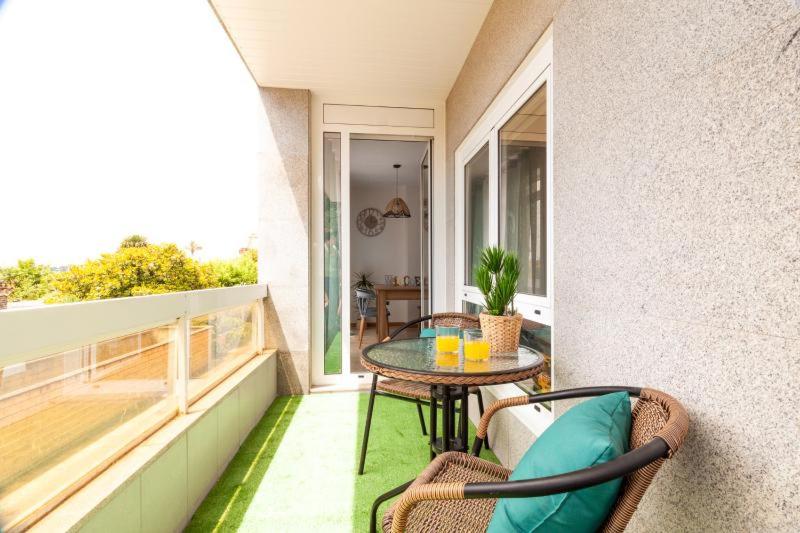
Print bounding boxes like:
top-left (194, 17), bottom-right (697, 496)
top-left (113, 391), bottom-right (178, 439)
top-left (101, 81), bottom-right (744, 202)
top-left (185, 395), bottom-right (302, 533)
top-left (351, 392), bottom-right (499, 532)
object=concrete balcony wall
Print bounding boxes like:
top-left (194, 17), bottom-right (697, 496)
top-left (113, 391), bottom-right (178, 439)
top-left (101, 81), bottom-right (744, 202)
top-left (447, 0), bottom-right (800, 530)
top-left (257, 88), bottom-right (312, 395)
top-left (32, 353), bottom-right (277, 533)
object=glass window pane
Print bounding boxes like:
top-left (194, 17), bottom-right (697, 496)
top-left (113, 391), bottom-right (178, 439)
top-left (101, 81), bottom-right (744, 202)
top-left (500, 83), bottom-right (547, 296)
top-left (0, 328), bottom-right (175, 527)
top-left (323, 132), bottom-right (342, 375)
top-left (189, 302), bottom-right (257, 402)
top-left (461, 300), bottom-right (482, 315)
top-left (464, 143), bottom-right (489, 286)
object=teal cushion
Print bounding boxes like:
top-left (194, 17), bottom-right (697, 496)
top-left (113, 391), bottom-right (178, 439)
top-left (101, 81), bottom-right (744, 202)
top-left (487, 392), bottom-right (631, 533)
top-left (420, 328), bottom-right (465, 338)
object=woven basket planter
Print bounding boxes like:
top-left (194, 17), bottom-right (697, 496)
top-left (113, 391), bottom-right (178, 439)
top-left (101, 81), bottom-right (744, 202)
top-left (479, 312), bottom-right (523, 353)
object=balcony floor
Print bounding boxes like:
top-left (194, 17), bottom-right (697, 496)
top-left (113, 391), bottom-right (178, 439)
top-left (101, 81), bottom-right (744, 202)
top-left (186, 391), bottom-right (496, 532)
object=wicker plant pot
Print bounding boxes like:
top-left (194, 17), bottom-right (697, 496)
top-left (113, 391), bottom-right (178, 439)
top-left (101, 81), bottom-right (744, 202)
top-left (479, 312), bottom-right (523, 353)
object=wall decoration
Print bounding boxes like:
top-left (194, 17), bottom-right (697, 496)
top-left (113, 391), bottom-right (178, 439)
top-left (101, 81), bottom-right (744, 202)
top-left (356, 207), bottom-right (386, 237)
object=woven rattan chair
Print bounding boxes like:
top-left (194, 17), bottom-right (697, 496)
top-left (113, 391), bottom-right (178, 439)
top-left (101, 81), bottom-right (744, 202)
top-left (373, 386), bottom-right (689, 533)
top-left (358, 313), bottom-right (490, 476)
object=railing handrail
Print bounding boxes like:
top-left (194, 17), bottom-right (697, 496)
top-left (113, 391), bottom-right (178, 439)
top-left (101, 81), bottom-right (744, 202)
top-left (0, 284), bottom-right (268, 368)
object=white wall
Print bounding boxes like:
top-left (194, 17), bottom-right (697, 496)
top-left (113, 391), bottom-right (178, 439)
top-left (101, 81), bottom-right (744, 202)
top-left (349, 183), bottom-right (420, 323)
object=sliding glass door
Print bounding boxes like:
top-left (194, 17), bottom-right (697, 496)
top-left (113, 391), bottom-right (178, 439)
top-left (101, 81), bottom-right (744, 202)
top-left (419, 143), bottom-right (432, 316)
top-left (322, 132), bottom-right (342, 375)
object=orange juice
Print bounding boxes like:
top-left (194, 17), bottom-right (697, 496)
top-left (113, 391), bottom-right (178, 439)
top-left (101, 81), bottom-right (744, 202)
top-left (464, 359), bottom-right (490, 373)
top-left (435, 352), bottom-right (459, 368)
top-left (435, 335), bottom-right (460, 353)
top-left (464, 340), bottom-right (490, 361)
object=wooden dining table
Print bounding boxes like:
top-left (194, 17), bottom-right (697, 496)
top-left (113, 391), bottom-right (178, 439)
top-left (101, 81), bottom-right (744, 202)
top-left (373, 284), bottom-right (421, 341)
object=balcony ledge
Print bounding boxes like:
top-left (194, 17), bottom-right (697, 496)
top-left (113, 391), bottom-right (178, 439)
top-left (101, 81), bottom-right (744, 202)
top-left (29, 351), bottom-right (277, 533)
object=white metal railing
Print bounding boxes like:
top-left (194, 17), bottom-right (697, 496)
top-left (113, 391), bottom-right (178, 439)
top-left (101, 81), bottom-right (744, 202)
top-left (0, 284), bottom-right (268, 412)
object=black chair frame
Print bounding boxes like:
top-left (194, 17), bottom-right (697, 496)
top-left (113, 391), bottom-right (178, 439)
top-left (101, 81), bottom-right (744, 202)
top-left (358, 315), bottom-right (489, 476)
top-left (370, 386), bottom-right (682, 533)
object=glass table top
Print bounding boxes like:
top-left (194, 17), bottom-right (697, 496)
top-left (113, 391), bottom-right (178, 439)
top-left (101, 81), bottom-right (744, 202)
top-left (362, 337), bottom-right (544, 378)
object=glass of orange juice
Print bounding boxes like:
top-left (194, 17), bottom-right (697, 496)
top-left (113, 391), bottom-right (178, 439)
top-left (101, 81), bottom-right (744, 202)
top-left (435, 326), bottom-right (460, 354)
top-left (463, 329), bottom-right (490, 361)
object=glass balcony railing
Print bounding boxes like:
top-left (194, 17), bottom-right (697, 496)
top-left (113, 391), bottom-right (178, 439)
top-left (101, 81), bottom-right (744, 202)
top-left (0, 285), bottom-right (267, 531)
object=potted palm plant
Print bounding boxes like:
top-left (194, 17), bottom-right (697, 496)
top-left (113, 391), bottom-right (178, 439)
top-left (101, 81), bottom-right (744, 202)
top-left (475, 246), bottom-right (522, 353)
top-left (352, 272), bottom-right (375, 292)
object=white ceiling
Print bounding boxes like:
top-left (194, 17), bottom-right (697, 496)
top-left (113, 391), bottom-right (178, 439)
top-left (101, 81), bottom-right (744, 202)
top-left (209, 0), bottom-right (493, 100)
top-left (350, 139), bottom-right (428, 186)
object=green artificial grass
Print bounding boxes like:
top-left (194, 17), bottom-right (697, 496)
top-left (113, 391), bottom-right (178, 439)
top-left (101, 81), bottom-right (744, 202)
top-left (186, 392), bottom-right (498, 532)
top-left (323, 332), bottom-right (342, 375)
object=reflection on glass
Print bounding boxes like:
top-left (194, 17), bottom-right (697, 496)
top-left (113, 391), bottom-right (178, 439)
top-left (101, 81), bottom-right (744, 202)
top-left (462, 300), bottom-right (482, 315)
top-left (0, 327), bottom-right (175, 525)
top-left (500, 82), bottom-right (547, 296)
top-left (323, 132), bottom-right (342, 374)
top-left (465, 143), bottom-right (489, 286)
top-left (516, 318), bottom-right (552, 409)
top-left (189, 303), bottom-right (256, 401)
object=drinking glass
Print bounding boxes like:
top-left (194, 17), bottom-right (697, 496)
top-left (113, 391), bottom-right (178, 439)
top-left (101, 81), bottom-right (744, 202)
top-left (435, 325), bottom-right (460, 354)
top-left (463, 329), bottom-right (490, 361)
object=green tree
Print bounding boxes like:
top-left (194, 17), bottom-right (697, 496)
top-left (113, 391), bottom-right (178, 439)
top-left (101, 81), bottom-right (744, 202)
top-left (49, 243), bottom-right (217, 302)
top-left (119, 234), bottom-right (149, 248)
top-left (0, 259), bottom-right (54, 301)
top-left (208, 249), bottom-right (258, 287)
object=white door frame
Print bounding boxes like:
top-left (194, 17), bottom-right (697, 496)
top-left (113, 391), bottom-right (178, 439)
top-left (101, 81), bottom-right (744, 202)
top-left (418, 143), bottom-right (433, 317)
top-left (310, 95), bottom-right (445, 387)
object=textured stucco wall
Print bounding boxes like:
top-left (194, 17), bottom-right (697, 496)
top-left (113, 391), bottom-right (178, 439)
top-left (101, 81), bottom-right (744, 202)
top-left (258, 88), bottom-right (312, 395)
top-left (553, 2), bottom-right (800, 530)
top-left (447, 0), bottom-right (800, 530)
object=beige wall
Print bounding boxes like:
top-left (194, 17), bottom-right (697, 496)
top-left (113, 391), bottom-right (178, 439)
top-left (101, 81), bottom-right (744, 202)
top-left (447, 0), bottom-right (800, 530)
top-left (258, 88), bottom-right (312, 395)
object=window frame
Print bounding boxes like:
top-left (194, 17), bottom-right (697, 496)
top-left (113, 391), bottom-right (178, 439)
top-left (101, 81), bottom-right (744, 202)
top-left (454, 30), bottom-right (554, 420)
top-left (455, 39), bottom-right (553, 324)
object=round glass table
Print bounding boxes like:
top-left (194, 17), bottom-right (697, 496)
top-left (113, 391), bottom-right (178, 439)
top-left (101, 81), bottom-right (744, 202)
top-left (361, 337), bottom-right (545, 454)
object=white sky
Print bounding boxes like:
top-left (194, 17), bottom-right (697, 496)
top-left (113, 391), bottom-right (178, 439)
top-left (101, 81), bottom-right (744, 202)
top-left (0, 0), bottom-right (263, 266)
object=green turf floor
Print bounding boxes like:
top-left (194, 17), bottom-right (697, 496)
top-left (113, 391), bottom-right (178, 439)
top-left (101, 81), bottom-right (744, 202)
top-left (323, 332), bottom-right (342, 374)
top-left (186, 392), bottom-right (497, 532)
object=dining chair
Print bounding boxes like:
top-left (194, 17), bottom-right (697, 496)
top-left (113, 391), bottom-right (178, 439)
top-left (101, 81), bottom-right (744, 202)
top-left (371, 386), bottom-right (689, 533)
top-left (355, 288), bottom-right (387, 348)
top-left (358, 313), bottom-right (490, 476)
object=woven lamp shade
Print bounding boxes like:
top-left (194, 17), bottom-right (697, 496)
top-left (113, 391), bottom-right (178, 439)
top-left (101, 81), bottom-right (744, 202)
top-left (383, 197), bottom-right (411, 218)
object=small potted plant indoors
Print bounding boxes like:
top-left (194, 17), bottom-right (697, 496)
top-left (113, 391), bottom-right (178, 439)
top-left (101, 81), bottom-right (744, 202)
top-left (475, 246), bottom-right (522, 353)
top-left (352, 272), bottom-right (375, 294)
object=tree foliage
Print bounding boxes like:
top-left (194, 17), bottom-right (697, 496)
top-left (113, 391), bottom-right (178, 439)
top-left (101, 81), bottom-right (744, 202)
top-left (119, 234), bottom-right (149, 248)
top-left (0, 259), bottom-right (54, 302)
top-left (208, 249), bottom-right (257, 287)
top-left (49, 243), bottom-right (217, 302)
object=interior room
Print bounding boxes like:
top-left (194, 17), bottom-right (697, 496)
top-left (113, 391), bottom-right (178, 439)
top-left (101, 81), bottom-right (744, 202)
top-left (349, 138), bottom-right (429, 372)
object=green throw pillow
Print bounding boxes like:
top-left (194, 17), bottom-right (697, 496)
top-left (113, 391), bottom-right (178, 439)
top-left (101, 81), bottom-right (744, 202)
top-left (487, 392), bottom-right (631, 533)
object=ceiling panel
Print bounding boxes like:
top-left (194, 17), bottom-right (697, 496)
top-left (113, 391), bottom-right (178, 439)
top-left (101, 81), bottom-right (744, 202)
top-left (210, 0), bottom-right (493, 100)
